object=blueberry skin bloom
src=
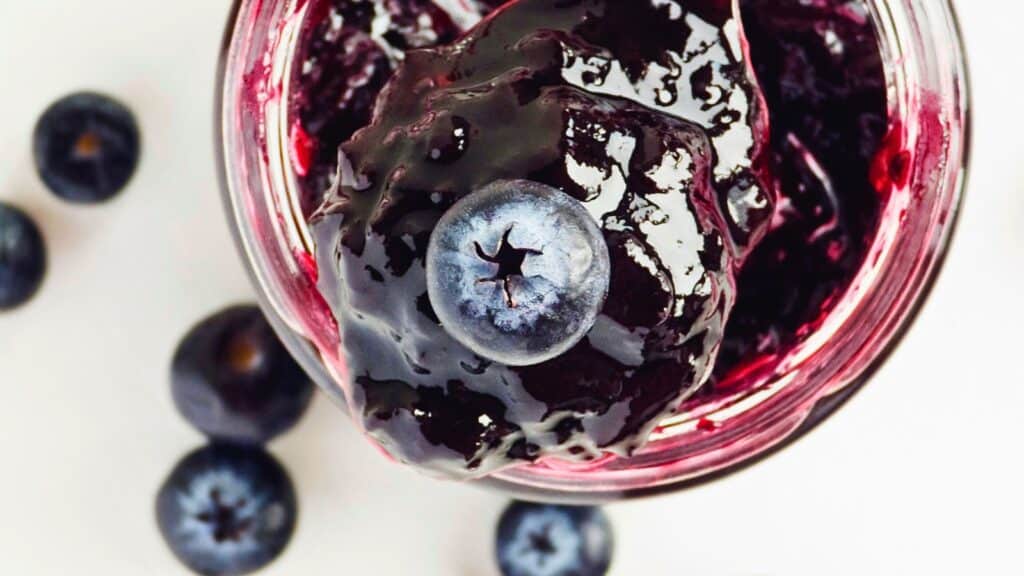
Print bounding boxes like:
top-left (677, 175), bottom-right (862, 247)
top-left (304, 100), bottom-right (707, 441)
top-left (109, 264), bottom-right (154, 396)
top-left (172, 305), bottom-right (314, 445)
top-left (0, 203), bottom-right (46, 310)
top-left (426, 180), bottom-right (611, 367)
top-left (497, 501), bottom-right (613, 576)
top-left (156, 444), bottom-right (297, 576)
top-left (33, 92), bottom-right (140, 203)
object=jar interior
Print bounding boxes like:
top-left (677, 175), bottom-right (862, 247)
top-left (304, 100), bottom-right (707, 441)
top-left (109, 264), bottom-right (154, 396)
top-left (219, 0), bottom-right (968, 499)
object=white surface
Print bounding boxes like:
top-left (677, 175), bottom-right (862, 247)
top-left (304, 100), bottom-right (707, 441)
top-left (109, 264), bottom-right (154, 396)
top-left (0, 1), bottom-right (1021, 574)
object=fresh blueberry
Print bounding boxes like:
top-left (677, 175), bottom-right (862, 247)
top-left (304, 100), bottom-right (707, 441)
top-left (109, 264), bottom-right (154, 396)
top-left (33, 92), bottom-right (140, 203)
top-left (156, 444), bottom-right (297, 576)
top-left (426, 180), bottom-right (611, 367)
top-left (172, 305), bottom-right (314, 445)
top-left (496, 501), bottom-right (613, 576)
top-left (0, 203), bottom-right (46, 310)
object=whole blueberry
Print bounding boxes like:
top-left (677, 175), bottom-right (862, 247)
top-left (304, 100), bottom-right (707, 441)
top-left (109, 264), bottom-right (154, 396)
top-left (426, 180), bottom-right (611, 367)
top-left (156, 444), bottom-right (297, 576)
top-left (0, 203), bottom-right (46, 310)
top-left (172, 305), bottom-right (314, 445)
top-left (33, 92), bottom-right (140, 203)
top-left (496, 501), bottom-right (613, 576)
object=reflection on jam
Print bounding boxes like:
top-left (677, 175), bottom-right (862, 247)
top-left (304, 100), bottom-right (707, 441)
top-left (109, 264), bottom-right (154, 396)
top-left (290, 0), bottom-right (888, 477)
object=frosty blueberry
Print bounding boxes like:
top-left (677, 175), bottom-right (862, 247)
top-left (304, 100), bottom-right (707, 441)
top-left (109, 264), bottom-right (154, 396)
top-left (426, 180), bottom-right (610, 367)
top-left (155, 444), bottom-right (297, 576)
top-left (496, 501), bottom-right (613, 576)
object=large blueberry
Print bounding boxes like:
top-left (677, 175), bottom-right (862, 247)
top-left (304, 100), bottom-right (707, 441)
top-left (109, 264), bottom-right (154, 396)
top-left (0, 203), bottom-right (46, 310)
top-left (33, 92), bottom-right (140, 203)
top-left (426, 180), bottom-right (611, 367)
top-left (496, 501), bottom-right (614, 576)
top-left (172, 305), bottom-right (314, 445)
top-left (156, 444), bottom-right (297, 576)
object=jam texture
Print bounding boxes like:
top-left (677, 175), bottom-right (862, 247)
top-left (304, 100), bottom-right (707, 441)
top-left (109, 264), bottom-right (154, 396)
top-left (309, 0), bottom-right (775, 476)
top-left (709, 0), bottom-right (887, 389)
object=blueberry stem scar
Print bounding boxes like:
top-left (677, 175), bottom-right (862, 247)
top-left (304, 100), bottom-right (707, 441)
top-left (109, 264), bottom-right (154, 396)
top-left (197, 488), bottom-right (253, 543)
top-left (473, 226), bottom-right (543, 308)
top-left (73, 128), bottom-right (102, 159)
top-left (528, 523), bottom-right (557, 557)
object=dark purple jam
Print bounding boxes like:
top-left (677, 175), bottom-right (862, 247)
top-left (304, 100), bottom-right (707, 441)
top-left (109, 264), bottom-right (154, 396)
top-left (708, 0), bottom-right (886, 393)
top-left (289, 0), bottom-right (888, 477)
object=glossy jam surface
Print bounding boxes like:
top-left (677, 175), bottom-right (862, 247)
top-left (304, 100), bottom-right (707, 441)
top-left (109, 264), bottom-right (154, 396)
top-left (288, 0), bottom-right (887, 477)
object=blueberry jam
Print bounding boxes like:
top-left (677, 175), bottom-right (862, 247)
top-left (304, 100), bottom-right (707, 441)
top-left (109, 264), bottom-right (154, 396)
top-left (288, 0), bottom-right (888, 477)
top-left (708, 0), bottom-right (886, 394)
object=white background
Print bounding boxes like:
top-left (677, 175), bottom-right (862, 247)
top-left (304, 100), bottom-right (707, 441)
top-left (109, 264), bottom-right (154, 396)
top-left (0, 1), bottom-right (1021, 574)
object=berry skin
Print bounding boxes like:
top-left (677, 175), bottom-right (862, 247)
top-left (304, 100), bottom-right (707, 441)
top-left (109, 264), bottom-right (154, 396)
top-left (496, 501), bottom-right (613, 576)
top-left (426, 180), bottom-right (611, 367)
top-left (172, 306), bottom-right (314, 445)
top-left (0, 203), bottom-right (46, 310)
top-left (33, 92), bottom-right (140, 203)
top-left (156, 444), bottom-right (297, 576)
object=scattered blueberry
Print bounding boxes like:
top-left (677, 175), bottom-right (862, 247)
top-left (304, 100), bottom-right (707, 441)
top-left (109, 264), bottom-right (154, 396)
top-left (426, 180), bottom-right (611, 367)
top-left (33, 92), bottom-right (140, 203)
top-left (0, 203), bottom-right (46, 310)
top-left (156, 444), bottom-right (297, 576)
top-left (496, 501), bottom-right (613, 576)
top-left (172, 305), bottom-right (314, 445)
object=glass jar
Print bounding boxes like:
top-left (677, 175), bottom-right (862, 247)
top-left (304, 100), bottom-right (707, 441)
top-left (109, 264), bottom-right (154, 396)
top-left (217, 0), bottom-right (969, 502)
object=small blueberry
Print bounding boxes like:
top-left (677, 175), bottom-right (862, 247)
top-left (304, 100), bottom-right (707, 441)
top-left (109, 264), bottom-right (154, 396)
top-left (0, 203), bottom-right (46, 310)
top-left (156, 444), bottom-right (297, 576)
top-left (496, 501), bottom-right (614, 576)
top-left (33, 92), bottom-right (141, 203)
top-left (172, 305), bottom-right (315, 445)
top-left (426, 180), bottom-right (610, 366)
